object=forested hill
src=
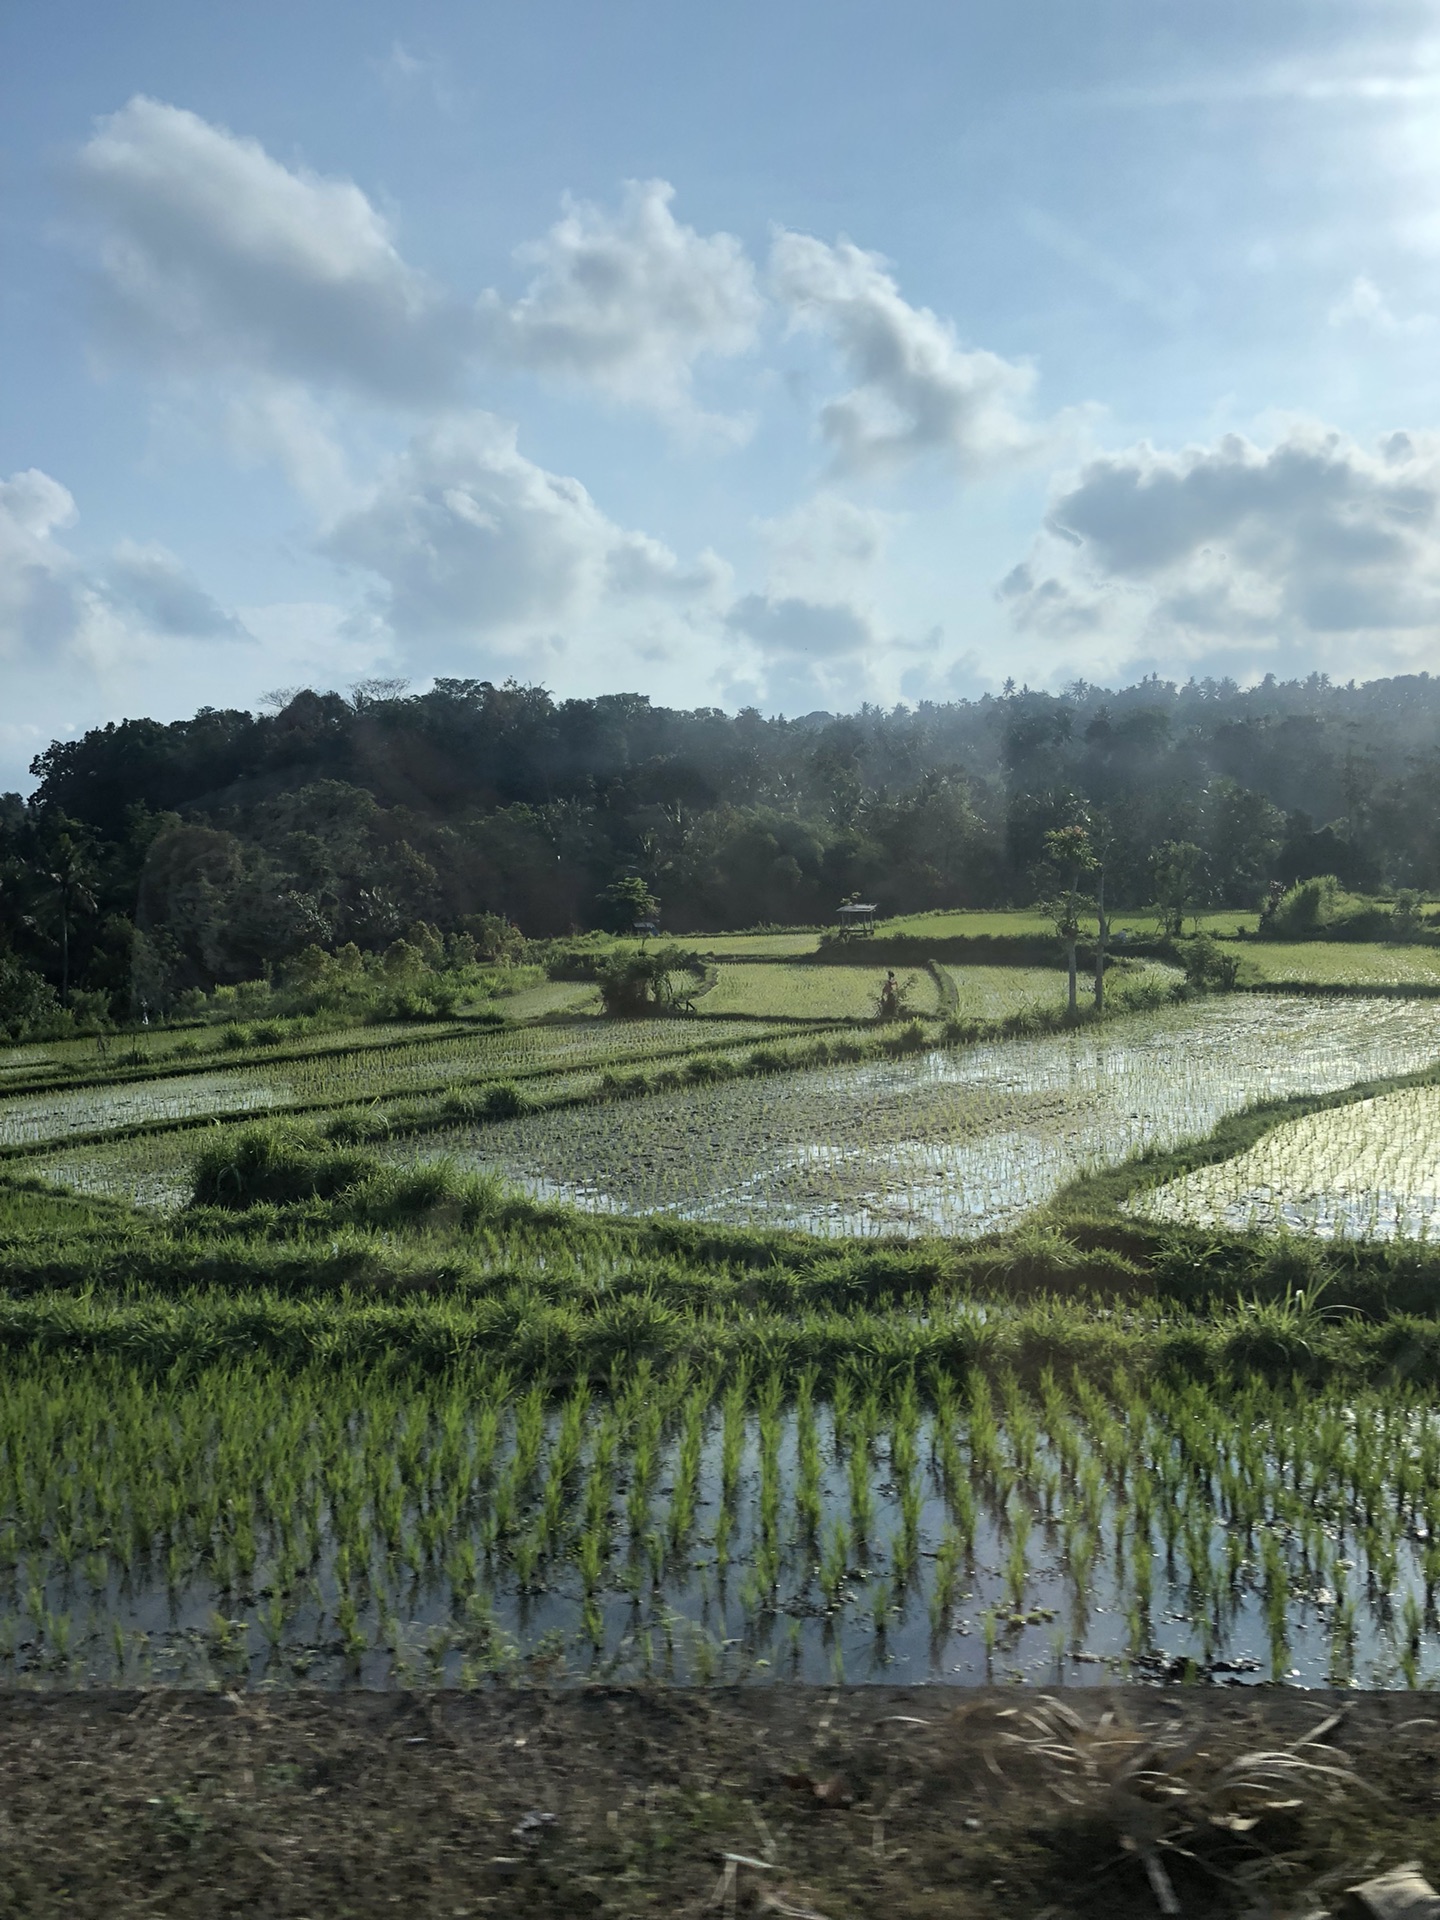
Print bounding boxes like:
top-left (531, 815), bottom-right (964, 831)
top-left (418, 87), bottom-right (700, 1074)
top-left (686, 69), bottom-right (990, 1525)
top-left (5, 668), bottom-right (1440, 1018)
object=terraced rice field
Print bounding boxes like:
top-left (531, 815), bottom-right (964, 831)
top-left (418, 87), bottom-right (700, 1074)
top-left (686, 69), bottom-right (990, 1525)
top-left (692, 930), bottom-right (822, 956)
top-left (883, 909), bottom-right (1261, 940)
top-left (939, 964), bottom-right (1068, 1017)
top-left (378, 996), bottom-right (1440, 1236)
top-left (1239, 942), bottom-right (1440, 988)
top-left (0, 1358), bottom-right (1431, 1689)
top-left (698, 962), bottom-right (940, 1021)
top-left (490, 980), bottom-right (599, 1019)
top-left (1137, 1083), bottom-right (1440, 1240)
top-left (0, 1017), bottom-right (785, 1150)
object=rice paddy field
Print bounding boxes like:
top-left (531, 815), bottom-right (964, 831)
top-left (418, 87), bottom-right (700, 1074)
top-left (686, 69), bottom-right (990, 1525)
top-left (8, 931), bottom-right (1440, 1701)
top-left (698, 962), bottom-right (942, 1022)
top-left (2, 1356), bottom-right (1437, 1690)
top-left (940, 964), bottom-right (1071, 1018)
top-left (1238, 941), bottom-right (1440, 989)
top-left (0, 1014), bottom-right (790, 1151)
top-left (1136, 1083), bottom-right (1440, 1240)
top-left (383, 995), bottom-right (1440, 1236)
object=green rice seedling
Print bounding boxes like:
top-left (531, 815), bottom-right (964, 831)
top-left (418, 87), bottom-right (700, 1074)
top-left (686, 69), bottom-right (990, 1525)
top-left (577, 1526), bottom-right (605, 1596)
top-left (1403, 1587), bottom-right (1423, 1659)
top-left (830, 1374), bottom-right (853, 1456)
top-left (819, 1524), bottom-right (848, 1606)
top-left (1263, 1537), bottom-right (1291, 1680)
top-left (868, 1578), bottom-right (892, 1640)
top-left (930, 1526), bottom-right (964, 1638)
top-left (981, 1607), bottom-right (997, 1671)
top-left (666, 1383), bottom-right (707, 1556)
top-left (897, 1476), bottom-right (922, 1581)
top-left (1131, 1524), bottom-right (1154, 1616)
top-left (847, 1430), bottom-right (874, 1554)
top-left (1125, 1600), bottom-right (1147, 1668)
top-left (687, 1621), bottom-right (721, 1684)
top-left (1003, 1501), bottom-right (1032, 1612)
top-left (794, 1373), bottom-right (822, 1545)
top-left (258, 1595), bottom-right (286, 1657)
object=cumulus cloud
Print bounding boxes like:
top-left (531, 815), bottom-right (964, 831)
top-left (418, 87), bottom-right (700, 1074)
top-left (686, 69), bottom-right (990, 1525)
top-left (318, 412), bottom-right (726, 644)
top-left (726, 593), bottom-right (875, 658)
top-left (770, 230), bottom-right (1038, 476)
top-left (477, 180), bottom-right (762, 428)
top-left (1003, 422), bottom-right (1440, 672)
top-left (0, 466), bottom-right (250, 671)
top-left (756, 492), bottom-right (895, 602)
top-left (73, 97), bottom-right (470, 402)
top-left (1328, 274), bottom-right (1432, 335)
top-left (71, 107), bottom-right (766, 438)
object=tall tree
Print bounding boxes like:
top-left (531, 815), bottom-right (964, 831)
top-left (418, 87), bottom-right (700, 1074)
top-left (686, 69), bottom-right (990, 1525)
top-left (38, 827), bottom-right (98, 1007)
top-left (1039, 823), bottom-right (1097, 1016)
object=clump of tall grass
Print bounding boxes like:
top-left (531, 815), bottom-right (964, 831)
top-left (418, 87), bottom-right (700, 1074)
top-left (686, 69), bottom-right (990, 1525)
top-left (190, 1123), bottom-right (376, 1209)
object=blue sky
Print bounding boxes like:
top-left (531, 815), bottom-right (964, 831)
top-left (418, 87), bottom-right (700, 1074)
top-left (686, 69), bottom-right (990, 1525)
top-left (5, 0), bottom-right (1440, 786)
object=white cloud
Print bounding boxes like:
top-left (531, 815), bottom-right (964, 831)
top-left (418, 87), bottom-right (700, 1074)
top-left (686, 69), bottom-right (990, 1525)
top-left (477, 180), bottom-right (762, 430)
top-left (0, 470), bottom-right (83, 660)
top-left (73, 97), bottom-right (469, 403)
top-left (726, 593), bottom-right (875, 659)
top-left (770, 230), bottom-right (1039, 476)
top-left (756, 492), bottom-right (895, 601)
top-left (318, 412), bottom-right (726, 645)
top-left (1003, 422), bottom-right (1440, 675)
top-left (0, 466), bottom-right (250, 668)
top-left (221, 379), bottom-right (364, 512)
top-left (104, 541), bottom-right (249, 639)
top-left (1328, 274), bottom-right (1432, 334)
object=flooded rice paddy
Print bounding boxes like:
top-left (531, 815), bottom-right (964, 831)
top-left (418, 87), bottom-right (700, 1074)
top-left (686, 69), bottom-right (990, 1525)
top-left (383, 996), bottom-right (1440, 1238)
top-left (0, 1018), bottom-right (782, 1151)
top-left (3, 1360), bottom-right (1434, 1691)
top-left (1137, 1082), bottom-right (1440, 1240)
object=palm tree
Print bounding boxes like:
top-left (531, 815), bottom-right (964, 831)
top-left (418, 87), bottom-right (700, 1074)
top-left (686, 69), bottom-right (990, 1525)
top-left (40, 831), bottom-right (97, 1007)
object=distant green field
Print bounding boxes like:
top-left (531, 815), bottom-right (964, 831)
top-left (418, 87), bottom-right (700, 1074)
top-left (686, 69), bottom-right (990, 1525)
top-left (1238, 943), bottom-right (1440, 989)
top-left (870, 908), bottom-right (1261, 941)
top-left (939, 963), bottom-right (1069, 1017)
top-left (494, 980), bottom-right (600, 1019)
top-left (691, 930), bottom-right (822, 956)
top-left (698, 961), bottom-right (940, 1021)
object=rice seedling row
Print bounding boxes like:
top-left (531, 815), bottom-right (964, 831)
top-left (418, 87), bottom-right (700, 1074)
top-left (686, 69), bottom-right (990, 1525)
top-left (2, 1356), bottom-right (1433, 1691)
top-left (382, 995), bottom-right (1440, 1237)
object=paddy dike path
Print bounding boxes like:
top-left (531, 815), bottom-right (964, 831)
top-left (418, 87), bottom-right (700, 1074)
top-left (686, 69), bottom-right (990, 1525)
top-left (1, 1685), bottom-right (1437, 1918)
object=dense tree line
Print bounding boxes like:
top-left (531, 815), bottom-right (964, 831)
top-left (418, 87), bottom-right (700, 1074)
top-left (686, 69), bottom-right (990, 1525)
top-left (3, 667), bottom-right (1440, 1032)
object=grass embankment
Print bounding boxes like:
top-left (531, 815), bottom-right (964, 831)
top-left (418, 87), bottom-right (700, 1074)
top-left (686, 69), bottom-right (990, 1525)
top-left (5, 1122), bottom-right (1440, 1388)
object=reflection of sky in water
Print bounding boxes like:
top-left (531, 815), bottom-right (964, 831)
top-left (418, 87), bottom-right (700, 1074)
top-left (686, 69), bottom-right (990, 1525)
top-left (0, 1074), bottom-right (286, 1146)
top-left (400, 996), bottom-right (1440, 1238)
top-left (10, 1397), bottom-right (1428, 1693)
top-left (1139, 1082), bottom-right (1440, 1241)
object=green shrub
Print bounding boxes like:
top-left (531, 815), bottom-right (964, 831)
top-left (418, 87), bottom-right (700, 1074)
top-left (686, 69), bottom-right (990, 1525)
top-left (190, 1124), bottom-right (375, 1209)
top-left (1181, 934), bottom-right (1240, 992)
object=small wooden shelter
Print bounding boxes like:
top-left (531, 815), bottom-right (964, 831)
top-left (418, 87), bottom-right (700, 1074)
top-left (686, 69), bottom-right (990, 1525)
top-left (835, 901), bottom-right (878, 934)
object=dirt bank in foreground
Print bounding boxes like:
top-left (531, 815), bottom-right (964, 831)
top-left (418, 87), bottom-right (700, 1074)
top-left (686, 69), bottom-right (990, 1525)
top-left (1, 1686), bottom-right (1437, 1918)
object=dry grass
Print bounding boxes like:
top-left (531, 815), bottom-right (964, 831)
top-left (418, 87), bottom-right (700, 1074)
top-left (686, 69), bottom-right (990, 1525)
top-left (1, 1688), bottom-right (1436, 1919)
